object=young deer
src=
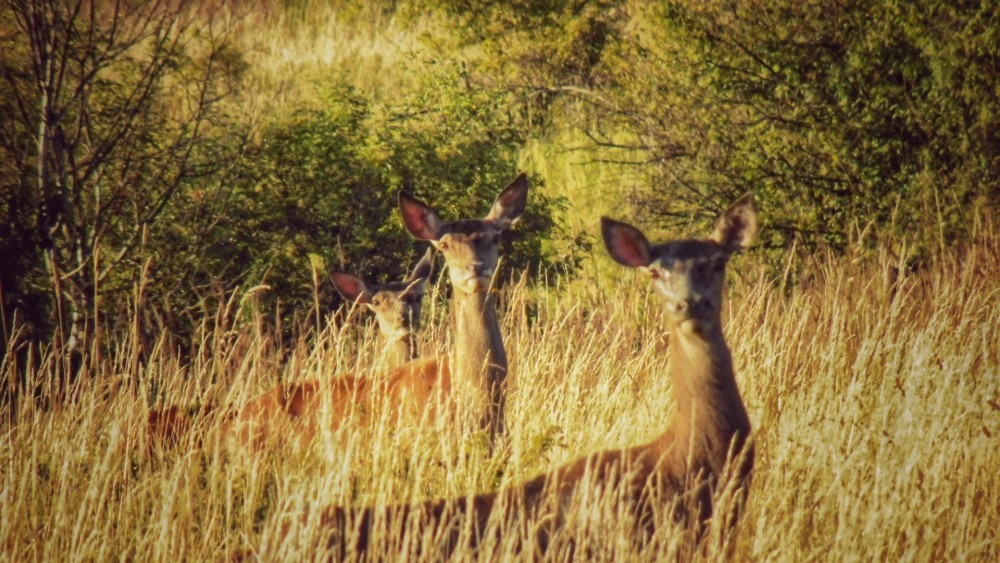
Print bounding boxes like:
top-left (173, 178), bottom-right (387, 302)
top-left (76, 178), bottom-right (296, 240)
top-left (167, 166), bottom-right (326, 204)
top-left (215, 249), bottom-right (437, 451)
top-left (396, 173), bottom-right (529, 444)
top-left (146, 250), bottom-right (433, 452)
top-left (330, 247), bottom-right (434, 371)
top-left (311, 193), bottom-right (758, 558)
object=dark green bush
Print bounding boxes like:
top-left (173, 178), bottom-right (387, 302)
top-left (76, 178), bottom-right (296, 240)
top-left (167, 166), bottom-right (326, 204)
top-left (598, 0), bottom-right (999, 254)
top-left (0, 1), bottom-right (250, 359)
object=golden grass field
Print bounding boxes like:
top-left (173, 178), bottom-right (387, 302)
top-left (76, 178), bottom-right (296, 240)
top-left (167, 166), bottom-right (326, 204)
top-left (2, 2), bottom-right (999, 561)
top-left (2, 225), bottom-right (998, 561)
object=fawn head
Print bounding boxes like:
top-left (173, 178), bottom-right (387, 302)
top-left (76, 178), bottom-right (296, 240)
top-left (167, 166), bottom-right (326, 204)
top-left (398, 174), bottom-right (529, 294)
top-left (602, 193), bottom-right (758, 333)
top-left (330, 248), bottom-right (433, 339)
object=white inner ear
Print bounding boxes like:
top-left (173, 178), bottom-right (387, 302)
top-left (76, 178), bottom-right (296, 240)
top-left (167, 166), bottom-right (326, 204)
top-left (713, 198), bottom-right (758, 250)
top-left (425, 212), bottom-right (444, 239)
top-left (403, 277), bottom-right (425, 294)
top-left (485, 186), bottom-right (526, 226)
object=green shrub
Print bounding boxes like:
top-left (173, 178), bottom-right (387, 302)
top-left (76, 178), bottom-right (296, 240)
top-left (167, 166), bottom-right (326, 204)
top-left (598, 0), bottom-right (999, 254)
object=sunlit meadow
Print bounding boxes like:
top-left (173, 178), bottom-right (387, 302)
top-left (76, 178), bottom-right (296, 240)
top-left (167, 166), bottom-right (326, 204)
top-left (2, 2), bottom-right (998, 561)
top-left (3, 218), bottom-right (998, 560)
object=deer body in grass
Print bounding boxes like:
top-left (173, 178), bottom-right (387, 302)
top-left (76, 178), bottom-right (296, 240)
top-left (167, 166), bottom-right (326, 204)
top-left (314, 194), bottom-right (758, 558)
top-left (216, 248), bottom-right (436, 451)
top-left (146, 250), bottom-right (432, 451)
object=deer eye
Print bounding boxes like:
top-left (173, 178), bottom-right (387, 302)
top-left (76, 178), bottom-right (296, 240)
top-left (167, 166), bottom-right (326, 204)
top-left (649, 269), bottom-right (660, 279)
top-left (371, 296), bottom-right (382, 306)
top-left (438, 240), bottom-right (449, 251)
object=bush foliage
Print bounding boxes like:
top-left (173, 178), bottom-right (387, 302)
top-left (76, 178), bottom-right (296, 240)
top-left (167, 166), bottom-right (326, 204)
top-left (0, 3), bottom-right (560, 350)
top-left (620, 0), bottom-right (1000, 253)
top-left (531, 1), bottom-right (998, 252)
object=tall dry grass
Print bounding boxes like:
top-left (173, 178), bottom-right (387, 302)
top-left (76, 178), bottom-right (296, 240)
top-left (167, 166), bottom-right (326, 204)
top-left (235, 0), bottom-right (442, 115)
top-left (2, 225), bottom-right (998, 560)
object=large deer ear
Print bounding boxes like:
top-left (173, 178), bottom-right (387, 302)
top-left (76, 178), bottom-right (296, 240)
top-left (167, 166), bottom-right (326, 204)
top-left (711, 193), bottom-right (758, 252)
top-left (484, 173), bottom-right (528, 228)
top-left (601, 217), bottom-right (653, 268)
top-left (330, 272), bottom-right (373, 304)
top-left (404, 247), bottom-right (434, 293)
top-left (399, 192), bottom-right (444, 241)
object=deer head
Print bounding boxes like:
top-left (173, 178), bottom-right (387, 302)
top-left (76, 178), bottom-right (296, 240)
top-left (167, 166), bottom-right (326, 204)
top-left (330, 247), bottom-right (434, 340)
top-left (602, 194), bottom-right (758, 334)
top-left (397, 174), bottom-right (528, 294)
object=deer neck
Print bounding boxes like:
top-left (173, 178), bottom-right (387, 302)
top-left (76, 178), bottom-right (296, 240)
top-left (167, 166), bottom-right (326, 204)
top-left (654, 322), bottom-right (751, 474)
top-left (450, 289), bottom-right (507, 398)
top-left (382, 332), bottom-right (417, 370)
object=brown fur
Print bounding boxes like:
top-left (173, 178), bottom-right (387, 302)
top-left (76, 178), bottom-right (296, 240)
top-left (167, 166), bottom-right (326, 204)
top-left (147, 175), bottom-right (529, 455)
top-left (146, 405), bottom-right (191, 450)
top-left (145, 402), bottom-right (219, 452)
top-left (145, 251), bottom-right (433, 454)
top-left (316, 324), bottom-right (752, 558)
top-left (216, 356), bottom-right (453, 451)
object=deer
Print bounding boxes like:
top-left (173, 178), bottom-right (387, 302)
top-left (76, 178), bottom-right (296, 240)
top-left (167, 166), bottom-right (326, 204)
top-left (145, 249), bottom-right (433, 452)
top-left (215, 248), bottom-right (439, 451)
top-left (258, 173), bottom-right (529, 447)
top-left (329, 247), bottom-right (435, 372)
top-left (305, 193), bottom-right (758, 559)
top-left (394, 172), bottom-right (529, 444)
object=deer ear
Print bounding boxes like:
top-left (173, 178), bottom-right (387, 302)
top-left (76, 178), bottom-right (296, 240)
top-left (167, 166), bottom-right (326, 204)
top-left (711, 193), bottom-right (758, 252)
top-left (601, 217), bottom-right (653, 268)
top-left (330, 272), bottom-right (372, 304)
top-left (399, 192), bottom-right (444, 241)
top-left (484, 173), bottom-right (528, 227)
top-left (404, 247), bottom-right (434, 292)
